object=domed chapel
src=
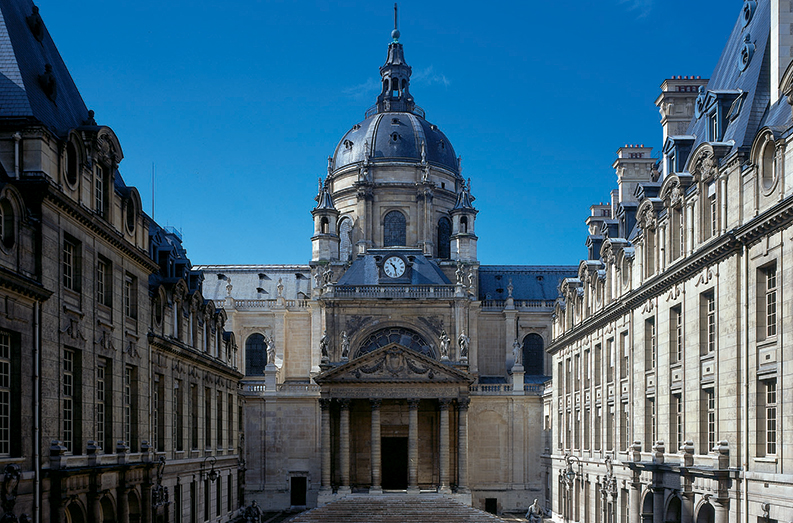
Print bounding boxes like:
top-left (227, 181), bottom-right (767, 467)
top-left (199, 9), bottom-right (577, 513)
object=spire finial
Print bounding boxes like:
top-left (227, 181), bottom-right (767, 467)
top-left (392, 3), bottom-right (400, 42)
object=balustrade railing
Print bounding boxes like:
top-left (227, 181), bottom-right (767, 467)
top-left (333, 285), bottom-right (455, 299)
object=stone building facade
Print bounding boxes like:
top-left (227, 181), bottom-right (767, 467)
top-left (198, 23), bottom-right (576, 514)
top-left (0, 1), bottom-right (243, 522)
top-left (548, 1), bottom-right (793, 522)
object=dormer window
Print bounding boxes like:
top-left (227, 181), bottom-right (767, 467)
top-left (94, 165), bottom-right (109, 217)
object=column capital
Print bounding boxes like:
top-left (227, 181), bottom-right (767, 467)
top-left (338, 398), bottom-right (351, 410)
top-left (439, 398), bottom-right (452, 410)
top-left (370, 398), bottom-right (383, 409)
top-left (407, 398), bottom-right (420, 409)
top-left (457, 397), bottom-right (470, 410)
top-left (319, 398), bottom-right (332, 410)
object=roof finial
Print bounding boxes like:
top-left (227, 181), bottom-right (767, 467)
top-left (392, 3), bottom-right (400, 43)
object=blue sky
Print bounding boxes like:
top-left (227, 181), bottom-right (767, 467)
top-left (35, 0), bottom-right (738, 265)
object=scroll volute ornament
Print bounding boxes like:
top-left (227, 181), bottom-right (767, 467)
top-left (693, 152), bottom-right (717, 182)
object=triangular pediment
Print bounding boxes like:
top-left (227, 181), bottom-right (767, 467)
top-left (315, 344), bottom-right (473, 385)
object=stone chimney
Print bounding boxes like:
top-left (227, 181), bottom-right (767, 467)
top-left (613, 145), bottom-right (655, 205)
top-left (772, 0), bottom-right (793, 102)
top-left (655, 76), bottom-right (708, 164)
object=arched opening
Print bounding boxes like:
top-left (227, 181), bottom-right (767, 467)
top-left (641, 491), bottom-right (654, 523)
top-left (391, 78), bottom-right (399, 97)
top-left (128, 489), bottom-right (141, 523)
top-left (460, 216), bottom-right (468, 233)
top-left (65, 502), bottom-right (86, 523)
top-left (339, 218), bottom-right (353, 261)
top-left (245, 333), bottom-right (268, 375)
top-left (100, 496), bottom-right (116, 523)
top-left (522, 334), bottom-right (545, 375)
top-left (0, 199), bottom-right (14, 250)
top-left (437, 217), bottom-right (451, 259)
top-left (66, 141), bottom-right (79, 186)
top-left (383, 210), bottom-right (406, 247)
top-left (762, 140), bottom-right (775, 191)
top-left (320, 217), bottom-right (329, 234)
top-left (126, 198), bottom-right (136, 234)
top-left (355, 327), bottom-right (434, 359)
top-left (695, 503), bottom-right (714, 523)
top-left (665, 496), bottom-right (682, 523)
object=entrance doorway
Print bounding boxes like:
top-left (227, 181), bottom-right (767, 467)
top-left (291, 476), bottom-right (307, 506)
top-left (381, 437), bottom-right (408, 490)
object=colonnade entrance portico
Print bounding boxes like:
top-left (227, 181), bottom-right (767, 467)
top-left (314, 344), bottom-right (473, 504)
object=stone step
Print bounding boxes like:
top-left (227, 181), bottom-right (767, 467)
top-left (286, 496), bottom-right (511, 523)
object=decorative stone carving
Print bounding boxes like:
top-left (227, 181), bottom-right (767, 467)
top-left (319, 330), bottom-right (329, 361)
top-left (457, 331), bottom-right (469, 359)
top-left (512, 338), bottom-right (522, 365)
top-left (340, 331), bottom-right (350, 360)
top-left (438, 331), bottom-right (450, 359)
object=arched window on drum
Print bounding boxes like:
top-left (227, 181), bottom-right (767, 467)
top-left (383, 210), bottom-right (406, 247)
top-left (245, 333), bottom-right (268, 376)
top-left (522, 333), bottom-right (545, 376)
top-left (437, 217), bottom-right (451, 259)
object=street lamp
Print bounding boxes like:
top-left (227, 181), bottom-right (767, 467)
top-left (561, 453), bottom-right (580, 523)
top-left (203, 455), bottom-right (218, 483)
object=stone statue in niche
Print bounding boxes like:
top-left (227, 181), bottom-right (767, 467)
top-left (340, 331), bottom-right (350, 360)
top-left (266, 336), bottom-right (275, 365)
top-left (458, 331), bottom-right (469, 359)
top-left (319, 331), bottom-right (329, 360)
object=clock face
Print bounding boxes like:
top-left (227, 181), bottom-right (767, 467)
top-left (383, 256), bottom-right (406, 278)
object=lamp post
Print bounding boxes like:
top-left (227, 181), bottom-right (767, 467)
top-left (561, 453), bottom-right (580, 523)
top-left (202, 455), bottom-right (218, 483)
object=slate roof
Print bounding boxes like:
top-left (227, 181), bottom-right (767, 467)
top-left (0, 0), bottom-right (89, 136)
top-left (478, 265), bottom-right (578, 302)
top-left (336, 250), bottom-right (451, 286)
top-left (684, 0), bottom-right (772, 159)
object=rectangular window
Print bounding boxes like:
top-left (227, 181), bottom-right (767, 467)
top-left (584, 349), bottom-right (591, 387)
top-left (95, 165), bottom-right (105, 214)
top-left (205, 388), bottom-right (212, 449)
top-left (155, 374), bottom-right (165, 452)
top-left (670, 306), bottom-right (683, 363)
top-left (594, 343), bottom-right (602, 386)
top-left (758, 265), bottom-right (778, 340)
top-left (204, 478), bottom-right (210, 521)
top-left (63, 236), bottom-right (82, 291)
top-left (216, 474), bottom-right (222, 517)
top-left (191, 384), bottom-right (199, 450)
top-left (124, 273), bottom-right (138, 319)
top-left (574, 354), bottom-right (580, 391)
top-left (228, 393), bottom-right (234, 449)
top-left (760, 380), bottom-right (778, 456)
top-left (700, 292), bottom-right (716, 354)
top-left (174, 484), bottom-right (182, 522)
top-left (645, 318), bottom-right (656, 370)
top-left (216, 391), bottom-right (223, 449)
top-left (645, 397), bottom-right (656, 447)
top-left (606, 405), bottom-right (614, 451)
top-left (574, 409), bottom-right (580, 450)
top-left (0, 332), bottom-right (11, 456)
top-left (97, 361), bottom-right (106, 449)
top-left (227, 474), bottom-right (233, 513)
top-left (174, 380), bottom-right (184, 451)
top-left (620, 403), bottom-right (629, 451)
top-left (96, 256), bottom-right (112, 307)
top-left (594, 407), bottom-right (601, 450)
top-left (63, 349), bottom-right (81, 453)
top-left (702, 389), bottom-right (716, 453)
top-left (583, 408), bottom-right (590, 450)
top-left (671, 394), bottom-right (683, 452)
top-left (619, 332), bottom-right (629, 380)
top-left (606, 338), bottom-right (614, 383)
top-left (124, 366), bottom-right (137, 449)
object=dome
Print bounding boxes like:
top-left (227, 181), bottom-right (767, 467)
top-left (331, 111), bottom-right (459, 175)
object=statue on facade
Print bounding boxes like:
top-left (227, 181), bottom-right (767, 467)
top-left (467, 268), bottom-right (475, 292)
top-left (277, 278), bottom-right (284, 298)
top-left (458, 331), bottom-right (469, 359)
top-left (439, 330), bottom-right (450, 359)
top-left (243, 500), bottom-right (262, 523)
top-left (456, 261), bottom-right (465, 284)
top-left (340, 331), bottom-right (350, 359)
top-left (319, 331), bottom-right (329, 360)
top-left (512, 338), bottom-right (522, 366)
top-left (313, 270), bottom-right (322, 288)
top-left (526, 498), bottom-right (543, 523)
top-left (266, 336), bottom-right (276, 365)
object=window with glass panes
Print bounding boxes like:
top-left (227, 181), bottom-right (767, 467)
top-left (0, 332), bottom-right (10, 456)
top-left (97, 361), bottom-right (106, 449)
top-left (124, 366), bottom-right (133, 446)
top-left (63, 240), bottom-right (75, 290)
top-left (766, 267), bottom-right (777, 337)
top-left (64, 349), bottom-right (75, 452)
top-left (707, 390), bottom-right (716, 452)
top-left (766, 380), bottom-right (777, 455)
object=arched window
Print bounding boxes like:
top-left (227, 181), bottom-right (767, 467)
top-left (761, 140), bottom-right (775, 191)
top-left (245, 334), bottom-right (268, 376)
top-left (460, 216), bottom-right (468, 233)
top-left (356, 327), bottom-right (434, 359)
top-left (339, 218), bottom-right (353, 261)
top-left (437, 217), bottom-right (451, 259)
top-left (695, 503), bottom-right (714, 523)
top-left (66, 142), bottom-right (78, 186)
top-left (665, 497), bottom-right (682, 523)
top-left (320, 217), bottom-right (329, 234)
top-left (125, 198), bottom-right (136, 234)
top-left (383, 210), bottom-right (406, 247)
top-left (0, 199), bottom-right (14, 250)
top-left (522, 333), bottom-right (545, 375)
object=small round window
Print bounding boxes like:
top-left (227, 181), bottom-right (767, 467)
top-left (125, 198), bottom-right (136, 234)
top-left (65, 142), bottom-right (79, 187)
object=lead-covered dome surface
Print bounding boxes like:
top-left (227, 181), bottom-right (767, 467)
top-left (332, 112), bottom-right (459, 175)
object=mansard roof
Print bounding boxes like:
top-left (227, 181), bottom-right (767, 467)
top-left (0, 1), bottom-right (90, 136)
top-left (336, 250), bottom-right (451, 286)
top-left (685, 0), bottom-right (772, 160)
top-left (477, 265), bottom-right (577, 301)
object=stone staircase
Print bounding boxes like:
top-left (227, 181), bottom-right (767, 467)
top-left (286, 495), bottom-right (512, 522)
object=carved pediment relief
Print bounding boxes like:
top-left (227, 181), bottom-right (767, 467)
top-left (315, 344), bottom-right (472, 385)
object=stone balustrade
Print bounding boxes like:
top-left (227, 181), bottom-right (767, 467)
top-left (331, 285), bottom-right (455, 299)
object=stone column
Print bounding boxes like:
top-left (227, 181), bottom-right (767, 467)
top-left (370, 399), bottom-right (383, 493)
top-left (90, 490), bottom-right (102, 523)
top-left (714, 500), bottom-right (729, 523)
top-left (319, 399), bottom-right (332, 492)
top-left (457, 398), bottom-right (470, 492)
top-left (118, 486), bottom-right (130, 523)
top-left (407, 398), bottom-right (420, 493)
top-left (141, 481), bottom-right (152, 523)
top-left (438, 399), bottom-right (452, 493)
top-left (652, 485), bottom-right (664, 523)
top-left (629, 480), bottom-right (641, 523)
top-left (339, 399), bottom-right (351, 494)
